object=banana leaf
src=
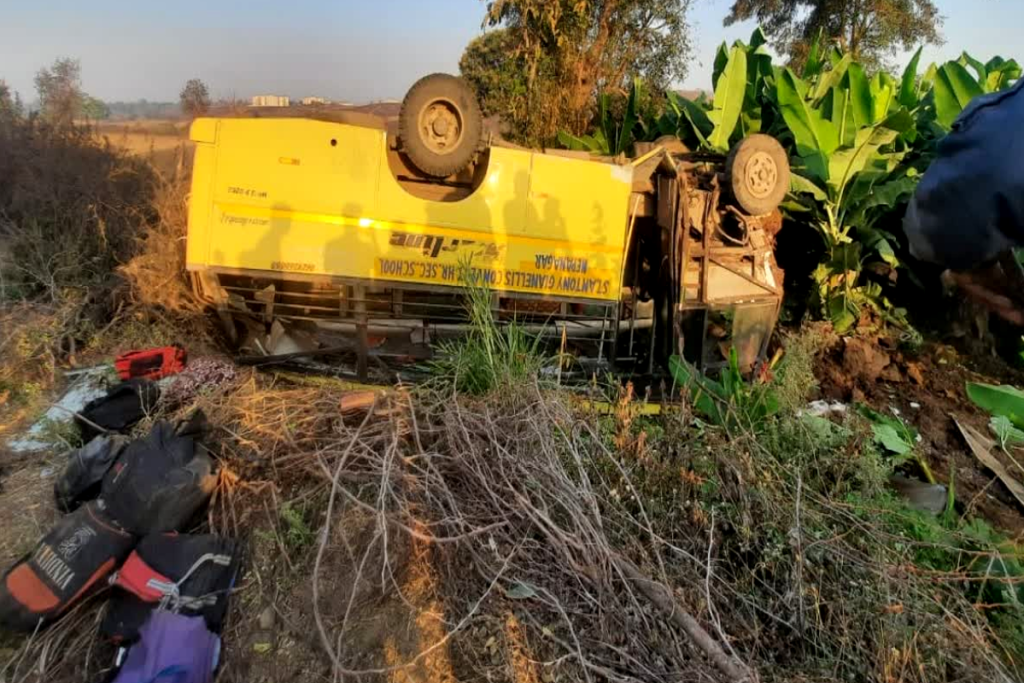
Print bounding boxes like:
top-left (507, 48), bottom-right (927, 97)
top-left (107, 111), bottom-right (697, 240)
top-left (846, 63), bottom-right (873, 128)
top-left (827, 112), bottom-right (911, 199)
top-left (870, 72), bottom-right (896, 122)
top-left (966, 382), bottom-right (1024, 429)
top-left (803, 30), bottom-right (824, 79)
top-left (708, 46), bottom-right (747, 151)
top-left (669, 355), bottom-right (727, 424)
top-left (812, 53), bottom-right (852, 102)
top-left (776, 68), bottom-right (837, 185)
top-left (712, 42), bottom-right (730, 92)
top-left (556, 130), bottom-right (605, 153)
top-left (985, 59), bottom-right (1022, 92)
top-left (934, 62), bottom-right (984, 129)
top-left (668, 91), bottom-right (712, 149)
top-left (959, 52), bottom-right (989, 84)
top-left (899, 47), bottom-right (924, 108)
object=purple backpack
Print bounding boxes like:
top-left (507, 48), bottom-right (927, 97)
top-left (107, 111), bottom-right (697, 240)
top-left (112, 611), bottom-right (219, 683)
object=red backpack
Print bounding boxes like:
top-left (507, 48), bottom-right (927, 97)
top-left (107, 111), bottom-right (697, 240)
top-left (115, 346), bottom-right (187, 381)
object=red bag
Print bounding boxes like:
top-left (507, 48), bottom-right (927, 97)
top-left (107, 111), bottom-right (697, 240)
top-left (115, 346), bottom-right (187, 381)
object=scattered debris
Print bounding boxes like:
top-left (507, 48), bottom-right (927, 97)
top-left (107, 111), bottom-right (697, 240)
top-left (160, 357), bottom-right (237, 408)
top-left (889, 474), bottom-right (947, 515)
top-left (804, 400), bottom-right (847, 417)
top-left (264, 319), bottom-right (317, 356)
top-left (339, 390), bottom-right (378, 415)
top-left (957, 419), bottom-right (1024, 509)
top-left (7, 366), bottom-right (111, 452)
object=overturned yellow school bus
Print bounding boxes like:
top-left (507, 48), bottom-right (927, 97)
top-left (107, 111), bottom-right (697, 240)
top-left (185, 74), bottom-right (787, 380)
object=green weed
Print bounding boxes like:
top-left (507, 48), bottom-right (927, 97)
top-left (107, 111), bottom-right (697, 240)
top-left (426, 266), bottom-right (548, 395)
top-left (36, 416), bottom-right (84, 450)
top-left (280, 503), bottom-right (315, 552)
top-left (255, 502), bottom-right (316, 559)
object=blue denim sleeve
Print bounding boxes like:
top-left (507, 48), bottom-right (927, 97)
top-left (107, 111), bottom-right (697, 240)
top-left (904, 78), bottom-right (1024, 270)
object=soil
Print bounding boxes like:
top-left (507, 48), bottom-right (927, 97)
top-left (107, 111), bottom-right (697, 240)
top-left (815, 331), bottom-right (1024, 534)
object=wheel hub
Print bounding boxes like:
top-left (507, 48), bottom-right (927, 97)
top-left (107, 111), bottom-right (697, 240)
top-left (744, 151), bottom-right (778, 199)
top-left (419, 99), bottom-right (463, 155)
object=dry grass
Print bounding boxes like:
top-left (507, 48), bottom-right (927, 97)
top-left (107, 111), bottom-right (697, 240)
top-left (119, 175), bottom-right (201, 315)
top-left (3, 367), bottom-right (1021, 683)
top-left (0, 453), bottom-right (62, 568)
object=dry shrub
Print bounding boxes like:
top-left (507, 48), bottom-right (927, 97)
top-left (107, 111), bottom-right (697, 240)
top-left (0, 300), bottom-right (87, 432)
top-left (119, 175), bottom-right (199, 314)
top-left (0, 117), bottom-right (157, 301)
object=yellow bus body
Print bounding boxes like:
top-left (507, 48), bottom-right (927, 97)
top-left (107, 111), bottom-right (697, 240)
top-left (186, 118), bottom-right (634, 302)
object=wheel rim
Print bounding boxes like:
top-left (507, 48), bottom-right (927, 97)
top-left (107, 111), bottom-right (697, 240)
top-left (744, 151), bottom-right (778, 199)
top-left (418, 98), bottom-right (464, 156)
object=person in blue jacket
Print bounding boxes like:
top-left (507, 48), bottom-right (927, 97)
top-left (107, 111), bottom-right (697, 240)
top-left (904, 78), bottom-right (1024, 325)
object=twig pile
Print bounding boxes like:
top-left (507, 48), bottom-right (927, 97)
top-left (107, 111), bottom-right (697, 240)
top-left (306, 383), bottom-right (751, 682)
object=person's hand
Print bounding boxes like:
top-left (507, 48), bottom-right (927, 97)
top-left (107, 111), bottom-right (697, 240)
top-left (942, 263), bottom-right (1024, 325)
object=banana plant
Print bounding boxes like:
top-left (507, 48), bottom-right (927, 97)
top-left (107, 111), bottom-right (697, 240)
top-left (930, 53), bottom-right (1021, 129)
top-left (557, 78), bottom-right (647, 155)
top-left (666, 28), bottom-right (765, 152)
top-left (780, 63), bottom-right (917, 332)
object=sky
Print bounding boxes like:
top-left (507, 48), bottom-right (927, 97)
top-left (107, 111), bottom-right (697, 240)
top-left (1, 0), bottom-right (1022, 104)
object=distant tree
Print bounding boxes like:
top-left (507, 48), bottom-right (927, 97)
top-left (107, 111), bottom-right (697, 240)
top-left (179, 78), bottom-right (211, 118)
top-left (484, 0), bottom-right (695, 141)
top-left (105, 100), bottom-right (179, 120)
top-left (34, 57), bottom-right (84, 129)
top-left (0, 80), bottom-right (21, 123)
top-left (81, 95), bottom-right (110, 120)
top-left (724, 0), bottom-right (943, 69)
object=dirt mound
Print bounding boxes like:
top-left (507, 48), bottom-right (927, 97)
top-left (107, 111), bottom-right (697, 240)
top-left (817, 332), bottom-right (1024, 532)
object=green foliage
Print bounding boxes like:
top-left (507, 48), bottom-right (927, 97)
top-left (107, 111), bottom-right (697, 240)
top-left (858, 404), bottom-right (916, 456)
top-left (279, 503), bottom-right (315, 553)
top-left (459, 30), bottom-right (528, 121)
top-left (602, 322), bottom-right (1023, 677)
top-left (779, 56), bottom-right (919, 332)
top-left (483, 0), bottom-right (694, 142)
top-left (557, 25), bottom-right (1019, 336)
top-left (80, 96), bottom-right (109, 120)
top-left (426, 266), bottom-right (548, 395)
top-left (990, 415), bottom-right (1024, 452)
top-left (931, 55), bottom-right (1022, 129)
top-left (667, 29), bottom-right (770, 151)
top-left (706, 45), bottom-right (747, 150)
top-left (967, 382), bottom-right (1024, 430)
top-left (668, 348), bottom-right (779, 432)
top-left (857, 403), bottom-right (941, 483)
top-left (557, 78), bottom-right (648, 155)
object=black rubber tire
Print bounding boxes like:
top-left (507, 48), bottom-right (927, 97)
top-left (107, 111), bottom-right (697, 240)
top-left (725, 134), bottom-right (790, 216)
top-left (399, 73), bottom-right (483, 178)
